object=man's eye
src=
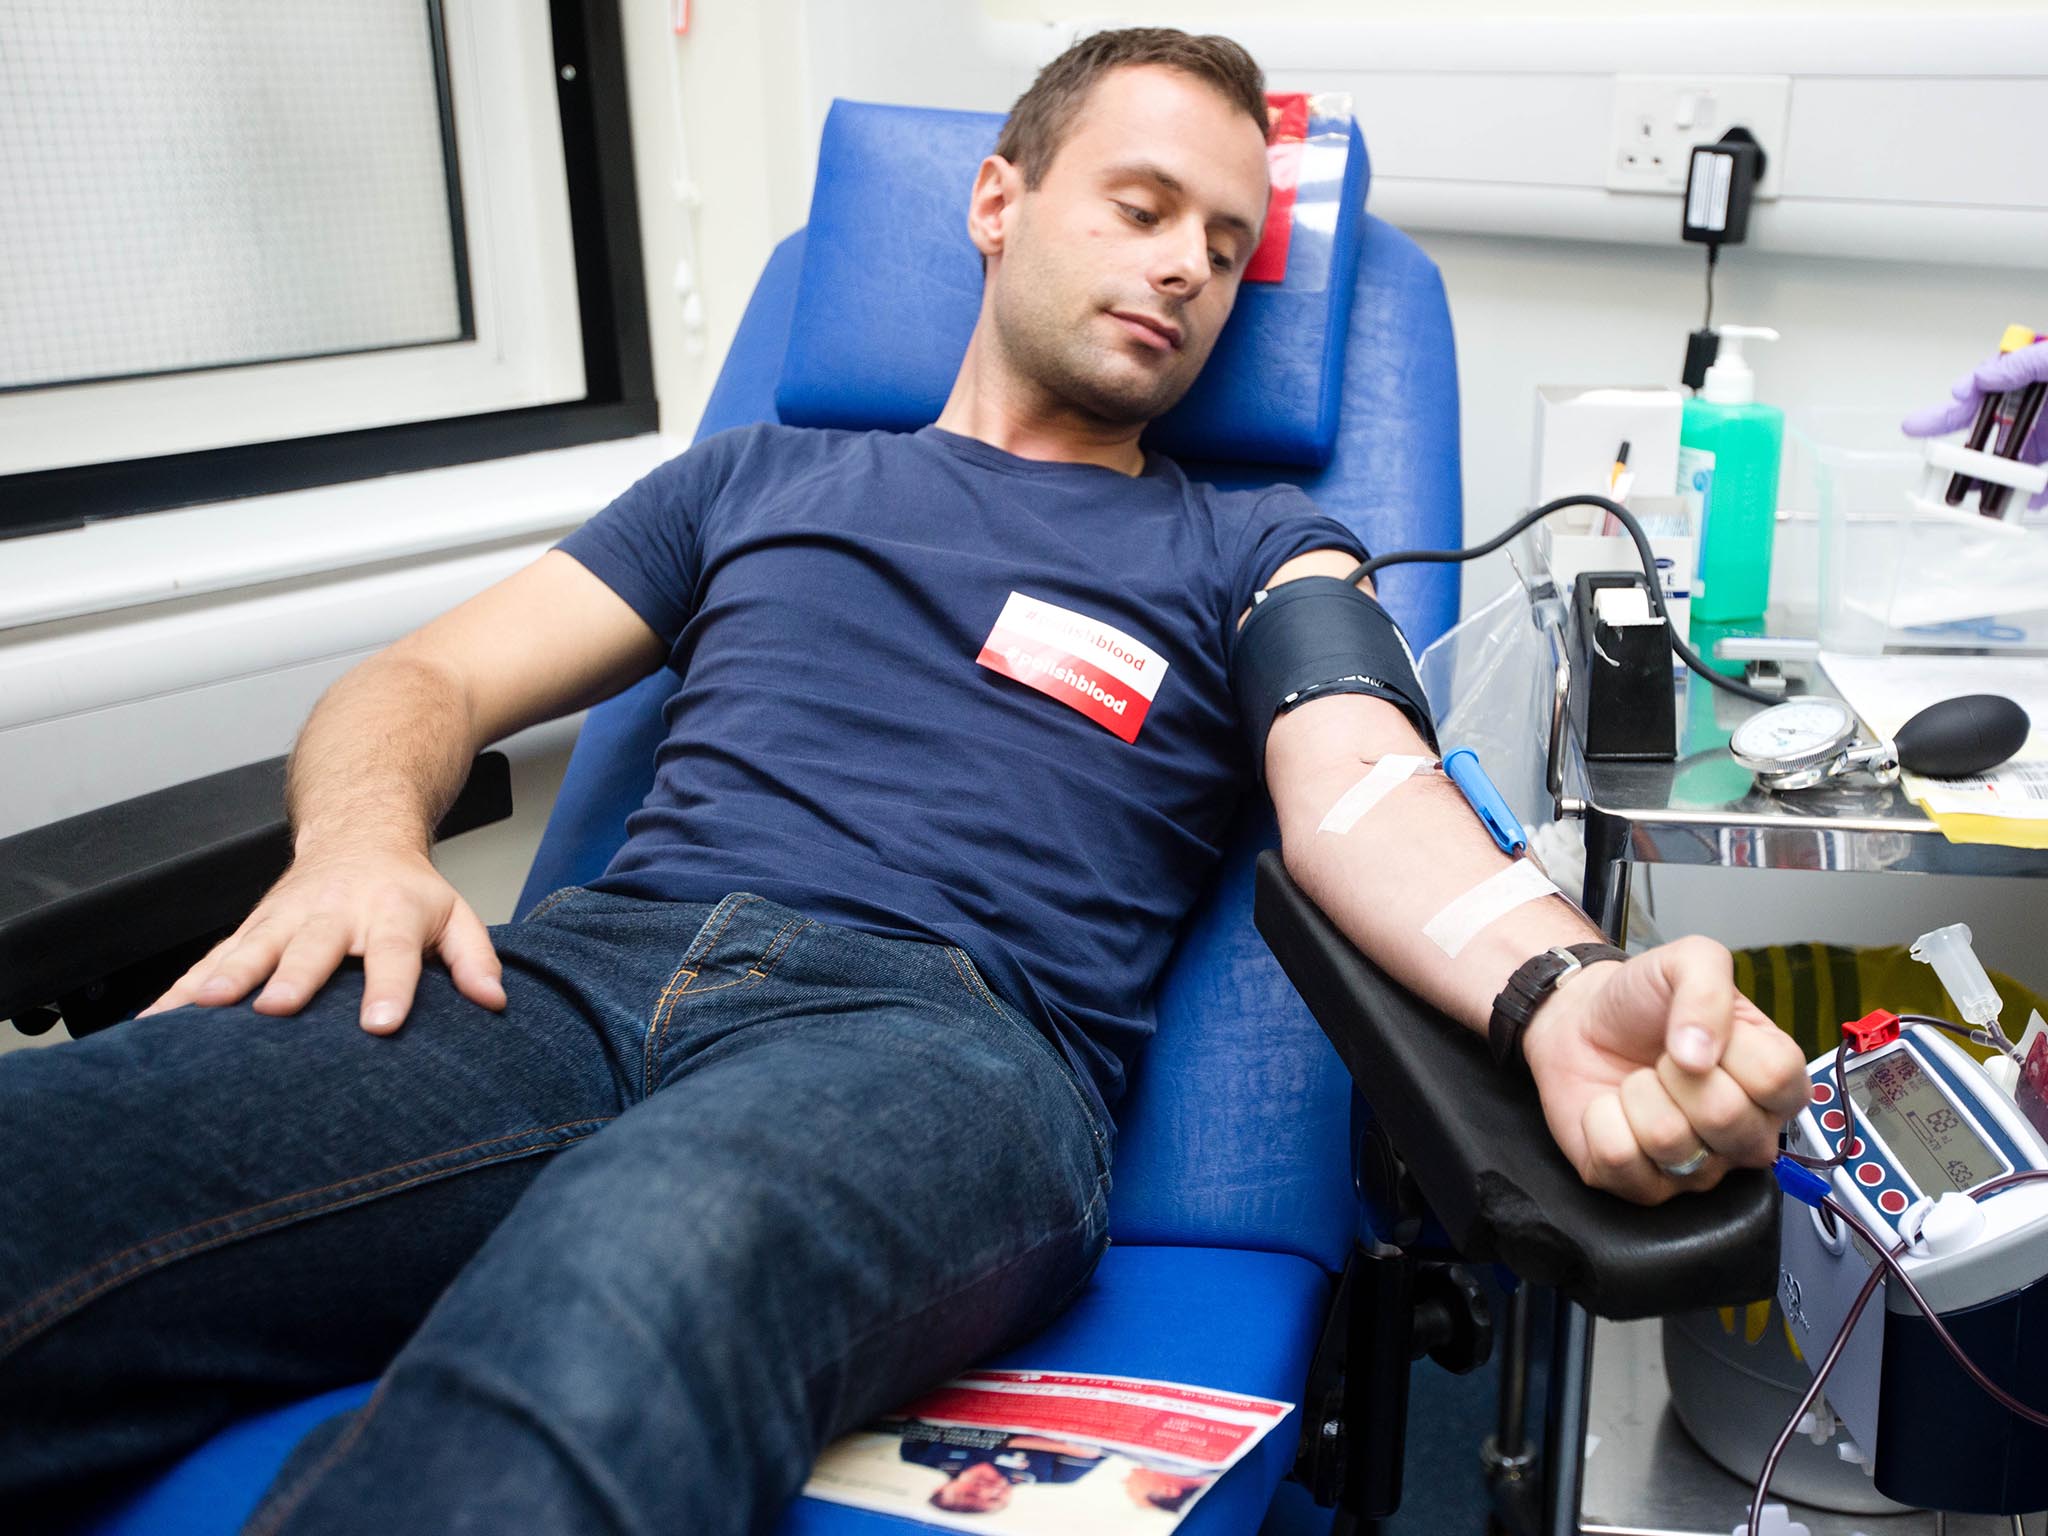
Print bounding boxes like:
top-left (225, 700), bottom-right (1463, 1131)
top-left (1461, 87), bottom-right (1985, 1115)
top-left (1115, 201), bottom-right (1157, 227)
top-left (1210, 250), bottom-right (1235, 274)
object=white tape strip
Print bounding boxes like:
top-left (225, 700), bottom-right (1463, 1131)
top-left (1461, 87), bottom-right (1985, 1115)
top-left (1317, 754), bottom-right (1429, 835)
top-left (1421, 859), bottom-right (1561, 959)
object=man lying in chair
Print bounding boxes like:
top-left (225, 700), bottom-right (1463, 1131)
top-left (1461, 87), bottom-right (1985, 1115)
top-left (0, 27), bottom-right (1807, 1535)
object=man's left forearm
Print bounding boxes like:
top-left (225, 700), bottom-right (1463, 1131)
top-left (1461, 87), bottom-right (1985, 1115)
top-left (1266, 692), bottom-right (1609, 1037)
top-left (1258, 626), bottom-right (1810, 1207)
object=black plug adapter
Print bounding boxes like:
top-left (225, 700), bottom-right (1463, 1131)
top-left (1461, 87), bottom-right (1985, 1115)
top-left (1681, 127), bottom-right (1766, 247)
top-left (1682, 328), bottom-right (1719, 391)
top-left (1678, 128), bottom-right (1767, 387)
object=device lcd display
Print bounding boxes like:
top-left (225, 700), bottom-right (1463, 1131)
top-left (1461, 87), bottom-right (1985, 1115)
top-left (1846, 1048), bottom-right (2007, 1196)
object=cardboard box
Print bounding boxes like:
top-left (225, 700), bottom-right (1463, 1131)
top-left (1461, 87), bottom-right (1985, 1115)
top-left (1533, 385), bottom-right (1684, 518)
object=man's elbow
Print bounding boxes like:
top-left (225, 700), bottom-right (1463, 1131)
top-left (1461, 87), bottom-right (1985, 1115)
top-left (355, 642), bottom-right (479, 740)
top-left (1277, 816), bottom-right (1322, 898)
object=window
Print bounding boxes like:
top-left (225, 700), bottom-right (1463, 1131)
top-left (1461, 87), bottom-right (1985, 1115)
top-left (0, 0), bottom-right (652, 539)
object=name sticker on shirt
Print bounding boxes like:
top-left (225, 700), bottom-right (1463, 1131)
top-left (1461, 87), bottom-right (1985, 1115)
top-left (976, 592), bottom-right (1168, 744)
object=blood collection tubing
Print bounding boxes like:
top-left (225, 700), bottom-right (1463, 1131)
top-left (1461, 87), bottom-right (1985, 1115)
top-left (1779, 1013), bottom-right (2017, 1177)
top-left (1747, 1169), bottom-right (2048, 1536)
top-left (1748, 1023), bottom-right (2048, 1536)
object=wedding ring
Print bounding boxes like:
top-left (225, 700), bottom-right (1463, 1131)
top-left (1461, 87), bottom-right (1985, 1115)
top-left (1659, 1146), bottom-right (1710, 1179)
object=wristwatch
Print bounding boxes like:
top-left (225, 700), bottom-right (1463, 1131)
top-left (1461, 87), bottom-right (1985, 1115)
top-left (1488, 942), bottom-right (1628, 1070)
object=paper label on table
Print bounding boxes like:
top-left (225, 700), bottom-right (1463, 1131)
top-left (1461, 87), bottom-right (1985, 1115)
top-left (1908, 760), bottom-right (2048, 820)
top-left (1421, 859), bottom-right (1560, 958)
top-left (1820, 651), bottom-right (2048, 839)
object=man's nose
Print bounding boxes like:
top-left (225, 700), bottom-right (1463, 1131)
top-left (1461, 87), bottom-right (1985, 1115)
top-left (1148, 216), bottom-right (1211, 298)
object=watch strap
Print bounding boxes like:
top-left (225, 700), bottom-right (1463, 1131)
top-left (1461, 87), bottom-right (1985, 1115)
top-left (1488, 942), bottom-right (1629, 1070)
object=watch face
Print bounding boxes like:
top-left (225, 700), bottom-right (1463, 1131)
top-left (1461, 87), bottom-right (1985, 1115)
top-left (1730, 697), bottom-right (1857, 772)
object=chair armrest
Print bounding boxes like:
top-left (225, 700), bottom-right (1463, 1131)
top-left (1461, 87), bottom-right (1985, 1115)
top-left (1253, 851), bottom-right (1777, 1318)
top-left (0, 752), bottom-right (512, 1026)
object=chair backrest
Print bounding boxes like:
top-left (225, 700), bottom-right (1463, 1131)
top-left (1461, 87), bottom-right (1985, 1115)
top-left (519, 101), bottom-right (1463, 1279)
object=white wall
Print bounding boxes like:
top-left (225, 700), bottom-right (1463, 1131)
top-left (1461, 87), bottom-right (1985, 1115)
top-left (621, 0), bottom-right (814, 443)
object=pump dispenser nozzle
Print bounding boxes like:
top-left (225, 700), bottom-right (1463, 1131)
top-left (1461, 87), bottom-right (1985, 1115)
top-left (1700, 325), bottom-right (1779, 405)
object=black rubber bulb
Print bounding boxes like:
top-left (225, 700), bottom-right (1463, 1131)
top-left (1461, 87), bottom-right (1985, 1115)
top-left (1893, 694), bottom-right (2031, 778)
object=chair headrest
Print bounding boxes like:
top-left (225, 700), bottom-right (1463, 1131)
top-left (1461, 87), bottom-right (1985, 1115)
top-left (776, 98), bottom-right (1371, 468)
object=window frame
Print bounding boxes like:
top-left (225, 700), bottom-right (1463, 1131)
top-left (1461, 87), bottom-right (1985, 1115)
top-left (0, 0), bottom-right (653, 542)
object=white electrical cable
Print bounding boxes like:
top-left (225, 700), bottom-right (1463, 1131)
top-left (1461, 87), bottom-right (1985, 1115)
top-left (663, 27), bottom-right (706, 356)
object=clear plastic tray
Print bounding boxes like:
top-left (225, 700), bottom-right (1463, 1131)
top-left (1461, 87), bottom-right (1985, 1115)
top-left (1786, 412), bottom-right (2048, 656)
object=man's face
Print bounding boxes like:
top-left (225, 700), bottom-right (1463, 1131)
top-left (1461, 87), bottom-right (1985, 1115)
top-left (935, 1460), bottom-right (1013, 1512)
top-left (984, 65), bottom-right (1270, 427)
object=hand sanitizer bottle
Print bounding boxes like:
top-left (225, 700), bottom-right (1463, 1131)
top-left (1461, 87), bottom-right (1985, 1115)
top-left (1683, 325), bottom-right (1783, 623)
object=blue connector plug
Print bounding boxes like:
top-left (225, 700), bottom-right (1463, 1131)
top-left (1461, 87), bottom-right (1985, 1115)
top-left (1774, 1155), bottom-right (1830, 1209)
top-left (1443, 747), bottom-right (1529, 856)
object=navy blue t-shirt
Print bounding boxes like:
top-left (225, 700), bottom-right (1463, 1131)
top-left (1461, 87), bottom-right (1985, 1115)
top-left (554, 423), bottom-right (1364, 1125)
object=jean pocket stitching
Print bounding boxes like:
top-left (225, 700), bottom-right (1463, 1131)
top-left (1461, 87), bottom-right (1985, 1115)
top-left (0, 1118), bottom-right (612, 1362)
top-left (644, 962), bottom-right (695, 1098)
top-left (664, 973), bottom-right (753, 998)
top-left (680, 894), bottom-right (761, 976)
top-left (942, 947), bottom-right (1011, 1025)
top-left (645, 905), bottom-right (809, 1090)
top-left (521, 885), bottom-right (584, 922)
top-left (642, 895), bottom-right (763, 1097)
top-left (648, 895), bottom-right (759, 1067)
top-left (749, 914), bottom-right (812, 984)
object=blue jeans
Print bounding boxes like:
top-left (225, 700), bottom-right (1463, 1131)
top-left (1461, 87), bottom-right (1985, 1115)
top-left (0, 890), bottom-right (1111, 1533)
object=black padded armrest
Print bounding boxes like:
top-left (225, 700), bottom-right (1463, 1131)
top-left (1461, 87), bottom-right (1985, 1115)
top-left (1254, 850), bottom-right (1777, 1318)
top-left (0, 752), bottom-right (512, 1024)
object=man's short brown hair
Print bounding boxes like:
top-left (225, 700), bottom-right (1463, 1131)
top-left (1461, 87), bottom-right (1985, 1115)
top-left (993, 28), bottom-right (1269, 188)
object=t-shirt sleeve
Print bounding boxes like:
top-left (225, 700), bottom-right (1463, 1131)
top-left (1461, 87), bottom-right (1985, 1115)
top-left (553, 431), bottom-right (745, 647)
top-left (1227, 485), bottom-right (1370, 621)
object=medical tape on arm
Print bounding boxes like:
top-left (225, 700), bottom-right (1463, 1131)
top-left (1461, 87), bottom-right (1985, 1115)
top-left (1317, 754), bottom-right (1433, 835)
top-left (1421, 859), bottom-right (1562, 959)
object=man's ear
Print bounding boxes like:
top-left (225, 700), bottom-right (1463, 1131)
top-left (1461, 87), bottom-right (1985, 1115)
top-left (966, 154), bottom-right (1022, 260)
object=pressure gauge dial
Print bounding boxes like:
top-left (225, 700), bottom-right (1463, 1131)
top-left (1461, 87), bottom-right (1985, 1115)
top-left (1730, 697), bottom-right (1899, 792)
top-left (1730, 698), bottom-right (1855, 772)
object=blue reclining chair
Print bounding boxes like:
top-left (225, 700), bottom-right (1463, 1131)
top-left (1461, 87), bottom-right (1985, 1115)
top-left (30, 100), bottom-right (1775, 1536)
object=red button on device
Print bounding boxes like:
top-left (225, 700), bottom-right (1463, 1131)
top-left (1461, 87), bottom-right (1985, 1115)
top-left (1811, 1082), bottom-right (1834, 1104)
top-left (1821, 1109), bottom-right (1847, 1132)
top-left (1879, 1190), bottom-right (1908, 1216)
top-left (1843, 1137), bottom-right (1865, 1157)
top-left (1857, 1163), bottom-right (1884, 1186)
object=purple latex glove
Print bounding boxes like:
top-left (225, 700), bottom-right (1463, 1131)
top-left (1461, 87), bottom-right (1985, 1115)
top-left (1902, 339), bottom-right (2048, 510)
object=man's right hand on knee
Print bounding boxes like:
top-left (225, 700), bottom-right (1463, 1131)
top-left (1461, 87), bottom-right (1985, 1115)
top-left (134, 550), bottom-right (669, 1035)
top-left (139, 848), bottom-right (507, 1033)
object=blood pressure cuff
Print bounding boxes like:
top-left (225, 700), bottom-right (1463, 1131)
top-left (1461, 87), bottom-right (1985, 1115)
top-left (1232, 576), bottom-right (1438, 779)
